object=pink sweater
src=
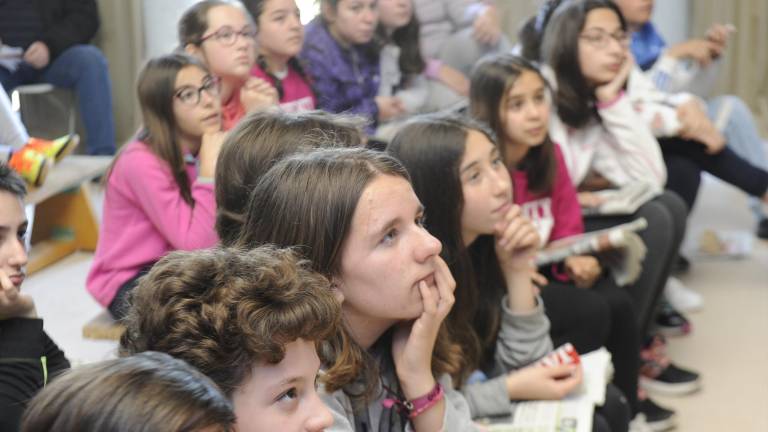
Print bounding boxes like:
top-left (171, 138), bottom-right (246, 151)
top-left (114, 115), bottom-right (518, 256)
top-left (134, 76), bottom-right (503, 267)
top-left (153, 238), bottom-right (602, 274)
top-left (251, 64), bottom-right (316, 113)
top-left (512, 144), bottom-right (584, 245)
top-left (86, 140), bottom-right (218, 307)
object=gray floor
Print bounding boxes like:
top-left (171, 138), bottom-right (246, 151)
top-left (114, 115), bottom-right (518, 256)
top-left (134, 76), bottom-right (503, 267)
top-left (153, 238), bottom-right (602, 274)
top-left (21, 175), bottom-right (768, 430)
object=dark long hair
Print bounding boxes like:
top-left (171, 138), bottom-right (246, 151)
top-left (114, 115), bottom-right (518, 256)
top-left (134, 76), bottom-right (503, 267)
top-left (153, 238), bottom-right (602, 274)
top-left (215, 110), bottom-right (364, 245)
top-left (375, 9), bottom-right (426, 78)
top-left (470, 53), bottom-right (557, 194)
top-left (112, 53), bottom-right (210, 205)
top-left (540, 0), bottom-right (628, 128)
top-left (518, 0), bottom-right (565, 62)
top-left (235, 147), bottom-right (462, 397)
top-left (387, 114), bottom-right (507, 384)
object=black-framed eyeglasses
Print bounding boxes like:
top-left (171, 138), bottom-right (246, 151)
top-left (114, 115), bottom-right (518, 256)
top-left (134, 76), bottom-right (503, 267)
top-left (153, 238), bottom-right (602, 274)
top-left (579, 29), bottom-right (630, 49)
top-left (199, 25), bottom-right (257, 46)
top-left (174, 76), bottom-right (221, 106)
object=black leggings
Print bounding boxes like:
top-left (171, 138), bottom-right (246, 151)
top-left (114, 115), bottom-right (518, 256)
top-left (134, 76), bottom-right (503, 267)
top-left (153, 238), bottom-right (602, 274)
top-left (107, 265), bottom-right (154, 320)
top-left (541, 275), bottom-right (640, 415)
top-left (660, 137), bottom-right (768, 210)
top-left (584, 191), bottom-right (687, 337)
top-left (594, 384), bottom-right (631, 432)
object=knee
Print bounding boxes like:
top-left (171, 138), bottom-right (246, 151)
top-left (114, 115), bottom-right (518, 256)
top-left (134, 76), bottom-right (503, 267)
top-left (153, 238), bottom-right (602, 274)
top-left (656, 191), bottom-right (689, 231)
top-left (60, 45), bottom-right (109, 72)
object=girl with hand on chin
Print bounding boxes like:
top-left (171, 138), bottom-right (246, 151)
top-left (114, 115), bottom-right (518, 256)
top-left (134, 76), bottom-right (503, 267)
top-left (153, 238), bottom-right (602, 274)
top-left (237, 147), bottom-right (479, 431)
top-left (87, 54), bottom-right (225, 319)
top-left (389, 115), bottom-right (630, 432)
top-left (180, 0), bottom-right (278, 131)
top-left (244, 0), bottom-right (317, 112)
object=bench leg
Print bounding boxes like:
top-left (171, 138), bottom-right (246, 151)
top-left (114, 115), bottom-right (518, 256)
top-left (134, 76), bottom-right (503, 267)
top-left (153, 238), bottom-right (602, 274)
top-left (28, 185), bottom-right (99, 274)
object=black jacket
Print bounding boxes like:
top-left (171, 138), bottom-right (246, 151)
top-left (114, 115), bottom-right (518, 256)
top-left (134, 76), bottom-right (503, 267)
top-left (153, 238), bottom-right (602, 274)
top-left (0, 318), bottom-right (70, 431)
top-left (33, 0), bottom-right (100, 60)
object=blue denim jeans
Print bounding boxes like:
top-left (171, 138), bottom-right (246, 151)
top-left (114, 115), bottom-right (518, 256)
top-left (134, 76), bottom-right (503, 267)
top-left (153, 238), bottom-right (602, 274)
top-left (708, 95), bottom-right (768, 222)
top-left (0, 44), bottom-right (116, 155)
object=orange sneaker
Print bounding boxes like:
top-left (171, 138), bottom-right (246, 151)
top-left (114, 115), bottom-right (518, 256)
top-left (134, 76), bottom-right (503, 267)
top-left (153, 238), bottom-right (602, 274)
top-left (24, 134), bottom-right (80, 162)
top-left (8, 147), bottom-right (51, 187)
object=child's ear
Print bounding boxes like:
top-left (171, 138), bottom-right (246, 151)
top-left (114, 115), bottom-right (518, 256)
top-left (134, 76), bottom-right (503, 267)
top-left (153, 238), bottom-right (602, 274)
top-left (329, 277), bottom-right (345, 304)
top-left (185, 43), bottom-right (203, 59)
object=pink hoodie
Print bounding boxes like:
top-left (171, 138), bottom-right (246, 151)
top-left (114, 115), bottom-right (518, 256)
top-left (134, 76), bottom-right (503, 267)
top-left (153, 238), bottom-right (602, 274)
top-left (86, 140), bottom-right (218, 307)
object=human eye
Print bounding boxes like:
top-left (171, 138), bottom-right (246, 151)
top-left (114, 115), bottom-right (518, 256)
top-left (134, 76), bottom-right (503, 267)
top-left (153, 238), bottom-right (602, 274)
top-left (466, 170), bottom-right (481, 183)
top-left (381, 228), bottom-right (398, 245)
top-left (507, 99), bottom-right (524, 111)
top-left (176, 87), bottom-right (197, 103)
top-left (277, 387), bottom-right (299, 403)
top-left (217, 26), bottom-right (235, 41)
top-left (415, 214), bottom-right (426, 228)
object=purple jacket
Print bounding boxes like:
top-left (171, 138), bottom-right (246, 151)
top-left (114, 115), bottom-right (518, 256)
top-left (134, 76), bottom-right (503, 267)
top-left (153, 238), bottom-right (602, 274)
top-left (300, 19), bottom-right (380, 134)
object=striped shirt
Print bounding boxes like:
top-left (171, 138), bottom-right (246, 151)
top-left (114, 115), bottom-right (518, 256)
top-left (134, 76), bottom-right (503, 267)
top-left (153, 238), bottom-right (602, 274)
top-left (0, 0), bottom-right (43, 51)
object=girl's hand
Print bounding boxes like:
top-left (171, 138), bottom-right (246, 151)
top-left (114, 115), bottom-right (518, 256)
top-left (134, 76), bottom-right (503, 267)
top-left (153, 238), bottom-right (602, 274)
top-left (392, 256), bottom-right (455, 399)
top-left (240, 77), bottom-right (279, 112)
top-left (564, 255), bottom-right (601, 288)
top-left (666, 39), bottom-right (718, 65)
top-left (677, 101), bottom-right (726, 154)
top-left (0, 271), bottom-right (36, 320)
top-left (437, 64), bottom-right (470, 96)
top-left (595, 53), bottom-right (634, 104)
top-left (577, 191), bottom-right (605, 208)
top-left (198, 131), bottom-right (226, 178)
top-left (494, 205), bottom-right (540, 274)
top-left (375, 96), bottom-right (406, 121)
top-left (505, 363), bottom-right (583, 400)
top-left (473, 5), bottom-right (501, 45)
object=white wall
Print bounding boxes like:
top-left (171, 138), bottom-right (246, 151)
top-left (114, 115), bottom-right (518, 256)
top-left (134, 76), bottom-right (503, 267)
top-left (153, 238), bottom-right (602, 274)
top-left (142, 0), bottom-right (201, 58)
top-left (651, 0), bottom-right (690, 44)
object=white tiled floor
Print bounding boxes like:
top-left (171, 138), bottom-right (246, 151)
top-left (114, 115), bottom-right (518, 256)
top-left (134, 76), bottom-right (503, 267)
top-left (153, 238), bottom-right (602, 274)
top-left (21, 176), bottom-right (768, 430)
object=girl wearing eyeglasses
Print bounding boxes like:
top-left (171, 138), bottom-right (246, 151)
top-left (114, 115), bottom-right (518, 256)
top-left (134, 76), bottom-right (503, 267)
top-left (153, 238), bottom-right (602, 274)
top-left (87, 53), bottom-right (224, 320)
top-left (179, 0), bottom-right (279, 130)
top-left (244, 0), bottom-right (316, 113)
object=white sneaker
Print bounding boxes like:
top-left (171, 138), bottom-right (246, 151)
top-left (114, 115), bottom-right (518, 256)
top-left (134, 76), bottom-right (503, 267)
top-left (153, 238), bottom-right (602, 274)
top-left (664, 277), bottom-right (703, 313)
top-left (629, 414), bottom-right (654, 432)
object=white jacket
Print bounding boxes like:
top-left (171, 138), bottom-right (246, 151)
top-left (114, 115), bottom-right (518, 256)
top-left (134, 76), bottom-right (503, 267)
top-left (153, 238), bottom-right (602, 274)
top-left (544, 67), bottom-right (667, 192)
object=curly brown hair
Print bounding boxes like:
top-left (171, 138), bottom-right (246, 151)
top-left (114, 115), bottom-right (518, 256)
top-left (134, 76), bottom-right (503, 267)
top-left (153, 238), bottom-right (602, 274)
top-left (119, 245), bottom-right (342, 397)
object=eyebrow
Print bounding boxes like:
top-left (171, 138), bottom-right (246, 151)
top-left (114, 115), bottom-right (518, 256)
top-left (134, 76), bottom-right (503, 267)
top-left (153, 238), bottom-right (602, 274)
top-left (508, 85), bottom-right (546, 99)
top-left (460, 147), bottom-right (499, 173)
top-left (0, 221), bottom-right (27, 232)
top-left (372, 203), bottom-right (425, 238)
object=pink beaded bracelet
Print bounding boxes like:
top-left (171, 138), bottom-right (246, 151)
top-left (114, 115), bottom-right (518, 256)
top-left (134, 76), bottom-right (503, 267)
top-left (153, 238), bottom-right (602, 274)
top-left (382, 383), bottom-right (445, 419)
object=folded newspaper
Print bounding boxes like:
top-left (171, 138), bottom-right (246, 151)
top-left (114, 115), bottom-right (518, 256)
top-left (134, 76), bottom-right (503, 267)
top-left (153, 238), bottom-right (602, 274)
top-left (581, 182), bottom-right (659, 216)
top-left (536, 218), bottom-right (648, 286)
top-left (480, 348), bottom-right (614, 432)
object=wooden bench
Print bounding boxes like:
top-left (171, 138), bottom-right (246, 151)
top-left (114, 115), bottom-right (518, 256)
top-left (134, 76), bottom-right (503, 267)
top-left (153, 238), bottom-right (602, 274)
top-left (82, 311), bottom-right (125, 341)
top-left (24, 155), bottom-right (112, 275)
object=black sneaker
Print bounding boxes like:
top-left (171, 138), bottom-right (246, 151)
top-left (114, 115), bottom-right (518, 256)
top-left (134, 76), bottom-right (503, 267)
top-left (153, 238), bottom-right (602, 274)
top-left (757, 218), bottom-right (768, 240)
top-left (641, 363), bottom-right (702, 396)
top-left (654, 301), bottom-right (692, 337)
top-left (637, 398), bottom-right (677, 431)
